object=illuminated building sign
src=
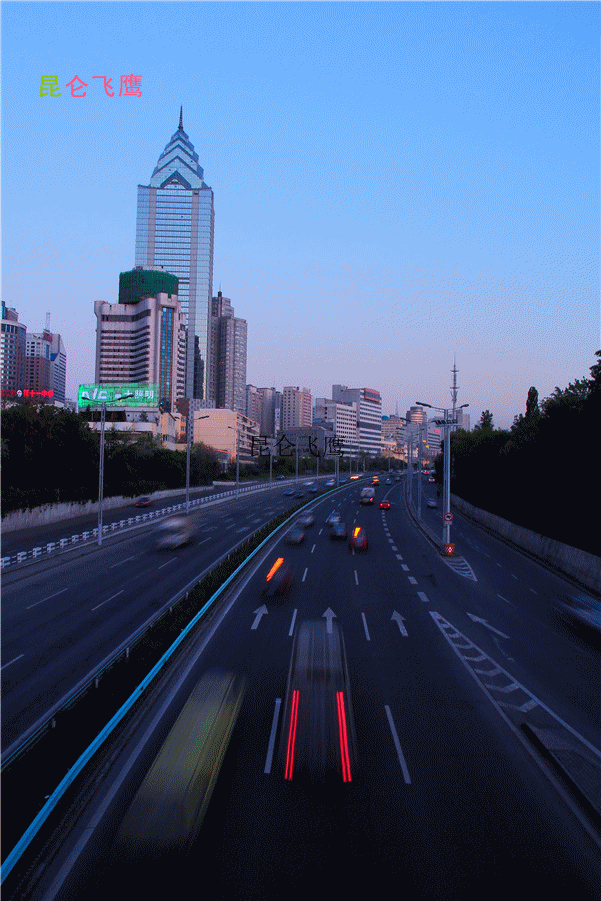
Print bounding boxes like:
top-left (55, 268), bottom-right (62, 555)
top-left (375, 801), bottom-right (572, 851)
top-left (1, 388), bottom-right (54, 398)
top-left (78, 383), bottom-right (158, 408)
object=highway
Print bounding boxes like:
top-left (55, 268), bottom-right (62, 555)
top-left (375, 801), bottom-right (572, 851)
top-left (3, 476), bottom-right (600, 899)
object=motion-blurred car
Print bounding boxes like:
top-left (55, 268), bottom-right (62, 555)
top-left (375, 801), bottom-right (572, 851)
top-left (330, 522), bottom-right (348, 540)
top-left (155, 515), bottom-right (196, 550)
top-left (285, 524), bottom-right (306, 545)
top-left (339, 477), bottom-right (347, 484)
top-left (115, 669), bottom-right (246, 854)
top-left (135, 496), bottom-right (153, 508)
top-left (293, 490), bottom-right (305, 499)
top-left (278, 619), bottom-right (357, 782)
top-left (326, 511), bottom-right (342, 525)
top-left (371, 478), bottom-right (379, 486)
top-left (284, 488), bottom-right (295, 496)
top-left (262, 556), bottom-right (293, 596)
top-left (349, 527), bottom-right (368, 552)
top-left (385, 479), bottom-right (392, 484)
top-left (427, 499), bottom-right (437, 509)
top-left (350, 474), bottom-right (360, 480)
top-left (276, 474), bottom-right (286, 481)
top-left (325, 479), bottom-right (336, 487)
top-left (299, 513), bottom-right (315, 527)
top-left (379, 500), bottom-right (391, 510)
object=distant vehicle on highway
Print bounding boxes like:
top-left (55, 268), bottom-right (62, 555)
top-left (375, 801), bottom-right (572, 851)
top-left (349, 526), bottom-right (368, 552)
top-left (326, 512), bottom-right (342, 525)
top-left (325, 479), bottom-right (335, 487)
top-left (276, 475), bottom-right (286, 481)
top-left (299, 513), bottom-right (315, 527)
top-left (427, 499), bottom-right (437, 508)
top-left (285, 524), bottom-right (306, 545)
top-left (262, 556), bottom-right (293, 597)
top-left (135, 496), bottom-right (153, 508)
top-left (293, 490), bottom-right (304, 498)
top-left (330, 522), bottom-right (348, 540)
top-left (360, 487), bottom-right (375, 505)
top-left (155, 515), bottom-right (196, 550)
top-left (379, 500), bottom-right (391, 510)
top-left (284, 488), bottom-right (295, 496)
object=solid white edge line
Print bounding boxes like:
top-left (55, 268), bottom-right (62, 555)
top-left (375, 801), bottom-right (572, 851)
top-left (384, 705), bottom-right (411, 783)
top-left (289, 608), bottom-right (298, 637)
top-left (361, 612), bottom-right (370, 641)
top-left (264, 698), bottom-right (282, 774)
top-left (1, 654), bottom-right (24, 671)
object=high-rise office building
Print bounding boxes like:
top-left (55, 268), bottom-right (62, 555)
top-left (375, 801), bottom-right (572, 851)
top-left (135, 108), bottom-right (214, 401)
top-left (210, 291), bottom-right (247, 414)
top-left (1, 302), bottom-right (26, 394)
top-left (94, 267), bottom-right (186, 411)
top-left (332, 385), bottom-right (382, 457)
top-left (49, 332), bottom-right (67, 404)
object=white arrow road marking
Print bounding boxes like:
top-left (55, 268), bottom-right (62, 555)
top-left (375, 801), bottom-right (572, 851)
top-left (322, 607), bottom-right (337, 634)
top-left (251, 605), bottom-right (268, 630)
top-left (391, 610), bottom-right (408, 636)
top-left (466, 612), bottom-right (509, 639)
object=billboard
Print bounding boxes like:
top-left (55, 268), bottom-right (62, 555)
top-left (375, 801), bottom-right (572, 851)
top-left (78, 384), bottom-right (158, 408)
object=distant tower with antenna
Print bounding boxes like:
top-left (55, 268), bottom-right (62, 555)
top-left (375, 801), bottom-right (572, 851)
top-left (450, 356), bottom-right (458, 420)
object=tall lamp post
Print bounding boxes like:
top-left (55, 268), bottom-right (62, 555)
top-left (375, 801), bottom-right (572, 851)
top-left (186, 409), bottom-right (209, 514)
top-left (416, 401), bottom-right (469, 550)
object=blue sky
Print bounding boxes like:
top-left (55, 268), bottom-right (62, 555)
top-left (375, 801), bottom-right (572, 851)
top-left (2, 1), bottom-right (599, 428)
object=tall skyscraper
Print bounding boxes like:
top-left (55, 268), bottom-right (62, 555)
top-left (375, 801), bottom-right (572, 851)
top-left (332, 385), bottom-right (382, 457)
top-left (1, 302), bottom-right (26, 395)
top-left (210, 291), bottom-right (247, 414)
top-left (135, 108), bottom-right (214, 401)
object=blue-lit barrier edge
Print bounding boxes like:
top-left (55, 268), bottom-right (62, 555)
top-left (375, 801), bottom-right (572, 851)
top-left (1, 485), bottom-right (349, 881)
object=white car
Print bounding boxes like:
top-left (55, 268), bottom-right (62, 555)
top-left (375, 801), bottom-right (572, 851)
top-left (326, 512), bottom-right (342, 525)
top-left (426, 499), bottom-right (437, 509)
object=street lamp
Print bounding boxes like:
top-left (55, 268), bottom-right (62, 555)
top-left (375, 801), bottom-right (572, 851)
top-left (416, 401), bottom-right (469, 550)
top-left (186, 409), bottom-right (210, 514)
top-left (90, 392), bottom-right (135, 546)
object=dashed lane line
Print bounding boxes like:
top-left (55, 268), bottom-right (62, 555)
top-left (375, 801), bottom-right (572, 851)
top-left (361, 612), bottom-right (370, 641)
top-left (417, 591), bottom-right (429, 602)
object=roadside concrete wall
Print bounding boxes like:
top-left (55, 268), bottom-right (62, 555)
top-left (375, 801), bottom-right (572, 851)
top-left (1, 486), bottom-right (214, 533)
top-left (451, 494), bottom-right (601, 594)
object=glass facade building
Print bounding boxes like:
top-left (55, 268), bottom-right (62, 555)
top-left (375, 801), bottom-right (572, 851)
top-left (135, 109), bottom-right (214, 400)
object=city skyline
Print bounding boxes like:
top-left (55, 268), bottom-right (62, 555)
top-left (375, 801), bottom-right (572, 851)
top-left (2, 2), bottom-right (599, 428)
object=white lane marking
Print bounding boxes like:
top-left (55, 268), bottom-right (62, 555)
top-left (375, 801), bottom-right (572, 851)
top-left (510, 573), bottom-right (518, 580)
top-left (497, 594), bottom-right (510, 604)
top-left (110, 555), bottom-right (136, 569)
top-left (466, 612), bottom-right (510, 639)
top-left (496, 562), bottom-right (502, 567)
top-left (264, 698), bottom-right (282, 774)
top-left (92, 589), bottom-right (124, 611)
top-left (302, 567), bottom-right (308, 582)
top-left (354, 570), bottom-right (359, 586)
top-left (529, 588), bottom-right (538, 594)
top-left (27, 587), bottom-right (68, 609)
top-left (318, 528), bottom-right (323, 535)
top-left (385, 705), bottom-right (411, 784)
top-left (396, 554), bottom-right (404, 561)
top-left (289, 608), bottom-right (298, 637)
top-left (391, 545), bottom-right (398, 551)
top-left (311, 543), bottom-right (316, 554)
top-left (158, 557), bottom-right (177, 569)
top-left (251, 605), bottom-right (268, 630)
top-left (401, 564), bottom-right (409, 572)
top-left (408, 577), bottom-right (418, 585)
top-left (417, 591), bottom-right (429, 603)
top-left (391, 611), bottom-right (408, 636)
top-left (198, 537), bottom-right (211, 545)
top-left (482, 551), bottom-right (491, 558)
top-left (361, 612), bottom-right (370, 641)
top-left (1, 654), bottom-right (24, 671)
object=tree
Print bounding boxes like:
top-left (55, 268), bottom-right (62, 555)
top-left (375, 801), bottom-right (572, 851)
top-left (474, 410), bottom-right (494, 431)
top-left (525, 387), bottom-right (539, 421)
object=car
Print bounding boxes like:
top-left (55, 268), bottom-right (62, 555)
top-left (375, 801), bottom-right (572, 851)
top-left (155, 515), bottom-right (196, 550)
top-left (360, 487), bottom-right (375, 505)
top-left (284, 488), bottom-right (295, 496)
top-left (371, 479), bottom-right (379, 487)
top-left (349, 527), bottom-right (368, 552)
top-left (428, 477), bottom-right (435, 483)
top-left (326, 511), bottom-right (342, 525)
top-left (293, 490), bottom-right (305, 499)
top-left (330, 522), bottom-right (348, 540)
top-left (308, 485), bottom-right (318, 493)
top-left (385, 479), bottom-right (392, 484)
top-left (379, 500), bottom-right (391, 510)
top-left (285, 524), bottom-right (306, 545)
top-left (427, 499), bottom-right (437, 508)
top-left (262, 556), bottom-right (293, 596)
top-left (339, 477), bottom-right (347, 484)
top-left (325, 479), bottom-right (335, 487)
top-left (395, 475), bottom-right (401, 481)
top-left (136, 496), bottom-right (153, 508)
top-left (276, 475), bottom-right (286, 481)
top-left (298, 513), bottom-right (315, 527)
top-left (304, 481), bottom-right (314, 488)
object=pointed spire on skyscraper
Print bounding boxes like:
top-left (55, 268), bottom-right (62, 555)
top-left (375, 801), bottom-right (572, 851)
top-left (179, 106), bottom-right (183, 130)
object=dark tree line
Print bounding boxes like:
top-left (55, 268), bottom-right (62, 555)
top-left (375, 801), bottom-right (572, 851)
top-left (1, 403), bottom-right (221, 516)
top-left (433, 351), bottom-right (601, 556)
